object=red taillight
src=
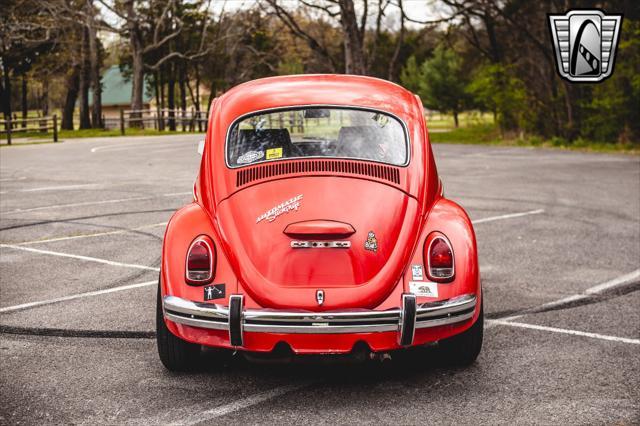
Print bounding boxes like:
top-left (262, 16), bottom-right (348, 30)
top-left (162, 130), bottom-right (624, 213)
top-left (425, 235), bottom-right (454, 282)
top-left (186, 236), bottom-right (215, 284)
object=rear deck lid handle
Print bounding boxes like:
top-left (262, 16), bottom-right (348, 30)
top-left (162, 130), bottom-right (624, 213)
top-left (283, 220), bottom-right (356, 239)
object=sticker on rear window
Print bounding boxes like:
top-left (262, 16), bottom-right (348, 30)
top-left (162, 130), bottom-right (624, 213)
top-left (237, 150), bottom-right (264, 164)
top-left (266, 147), bottom-right (283, 160)
top-left (409, 281), bottom-right (438, 298)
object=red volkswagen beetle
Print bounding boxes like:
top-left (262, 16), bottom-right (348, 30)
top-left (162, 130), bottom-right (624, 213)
top-left (157, 75), bottom-right (483, 371)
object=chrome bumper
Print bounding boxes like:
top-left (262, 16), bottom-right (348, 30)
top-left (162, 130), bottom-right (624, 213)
top-left (163, 293), bottom-right (477, 347)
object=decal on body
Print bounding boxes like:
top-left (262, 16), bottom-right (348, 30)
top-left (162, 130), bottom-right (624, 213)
top-left (256, 194), bottom-right (303, 223)
top-left (409, 281), bottom-right (438, 298)
top-left (411, 265), bottom-right (424, 281)
top-left (204, 284), bottom-right (225, 301)
top-left (364, 231), bottom-right (378, 252)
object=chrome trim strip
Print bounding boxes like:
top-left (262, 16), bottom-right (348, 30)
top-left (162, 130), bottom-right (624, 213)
top-left (415, 309), bottom-right (475, 329)
top-left (243, 309), bottom-right (399, 323)
top-left (165, 312), bottom-right (228, 331)
top-left (164, 295), bottom-right (229, 319)
top-left (416, 294), bottom-right (476, 319)
top-left (162, 293), bottom-right (476, 334)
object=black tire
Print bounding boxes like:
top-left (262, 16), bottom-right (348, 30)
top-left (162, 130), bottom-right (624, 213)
top-left (438, 301), bottom-right (483, 367)
top-left (156, 282), bottom-right (201, 372)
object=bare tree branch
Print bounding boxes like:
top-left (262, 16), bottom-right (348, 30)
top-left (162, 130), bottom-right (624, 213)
top-left (299, 0), bottom-right (340, 17)
top-left (263, 0), bottom-right (338, 71)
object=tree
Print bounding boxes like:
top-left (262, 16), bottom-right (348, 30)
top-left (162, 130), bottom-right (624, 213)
top-left (402, 46), bottom-right (471, 127)
top-left (467, 63), bottom-right (526, 133)
top-left (264, 0), bottom-right (398, 75)
top-left (86, 0), bottom-right (103, 128)
top-left (0, 0), bottom-right (57, 120)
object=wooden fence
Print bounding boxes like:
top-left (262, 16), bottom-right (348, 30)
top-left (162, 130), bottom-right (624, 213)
top-left (104, 108), bottom-right (208, 135)
top-left (1, 115), bottom-right (58, 145)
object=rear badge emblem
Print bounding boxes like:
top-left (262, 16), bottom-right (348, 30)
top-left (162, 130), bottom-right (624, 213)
top-left (364, 231), bottom-right (378, 252)
top-left (204, 284), bottom-right (225, 301)
top-left (316, 290), bottom-right (324, 306)
top-left (291, 240), bottom-right (351, 248)
top-left (256, 194), bottom-right (303, 224)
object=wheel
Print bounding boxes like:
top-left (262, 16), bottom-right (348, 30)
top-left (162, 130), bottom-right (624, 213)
top-left (438, 300), bottom-right (483, 366)
top-left (156, 281), bottom-right (201, 371)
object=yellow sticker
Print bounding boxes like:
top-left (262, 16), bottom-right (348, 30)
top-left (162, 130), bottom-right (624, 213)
top-left (266, 147), bottom-right (283, 160)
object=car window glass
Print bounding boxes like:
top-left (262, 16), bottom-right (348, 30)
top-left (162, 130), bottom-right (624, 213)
top-left (227, 108), bottom-right (407, 167)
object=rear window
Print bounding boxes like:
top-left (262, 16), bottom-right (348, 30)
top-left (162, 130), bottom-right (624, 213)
top-left (226, 107), bottom-right (408, 168)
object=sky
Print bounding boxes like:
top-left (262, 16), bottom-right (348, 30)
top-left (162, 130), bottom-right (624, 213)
top-left (98, 0), bottom-right (453, 46)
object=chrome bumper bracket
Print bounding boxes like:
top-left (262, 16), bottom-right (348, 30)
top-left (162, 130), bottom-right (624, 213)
top-left (399, 294), bottom-right (417, 346)
top-left (228, 295), bottom-right (244, 347)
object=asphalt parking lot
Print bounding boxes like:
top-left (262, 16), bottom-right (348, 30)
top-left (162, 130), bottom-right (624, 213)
top-left (1, 135), bottom-right (638, 424)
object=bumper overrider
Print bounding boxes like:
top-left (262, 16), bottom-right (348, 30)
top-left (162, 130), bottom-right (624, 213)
top-left (163, 293), bottom-right (477, 348)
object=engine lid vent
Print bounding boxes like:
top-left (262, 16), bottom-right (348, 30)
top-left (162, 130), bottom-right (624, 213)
top-left (236, 159), bottom-right (400, 187)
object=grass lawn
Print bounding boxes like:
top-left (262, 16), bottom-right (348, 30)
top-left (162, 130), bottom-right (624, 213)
top-left (3, 110), bottom-right (636, 154)
top-left (426, 111), bottom-right (494, 129)
top-left (429, 123), bottom-right (639, 154)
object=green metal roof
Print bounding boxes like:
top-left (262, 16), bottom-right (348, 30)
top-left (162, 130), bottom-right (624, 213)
top-left (89, 65), bottom-right (153, 106)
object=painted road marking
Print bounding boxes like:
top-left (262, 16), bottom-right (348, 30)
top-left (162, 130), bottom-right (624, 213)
top-left (0, 192), bottom-right (191, 215)
top-left (538, 269), bottom-right (640, 311)
top-left (472, 209), bottom-right (545, 224)
top-left (0, 183), bottom-right (100, 194)
top-left (0, 244), bottom-right (160, 272)
top-left (489, 320), bottom-right (640, 345)
top-left (537, 294), bottom-right (590, 310)
top-left (162, 191), bottom-right (192, 197)
top-left (90, 140), bottom-right (197, 153)
top-left (0, 281), bottom-right (156, 314)
top-left (489, 269), bottom-right (640, 329)
top-left (162, 384), bottom-right (309, 425)
top-left (585, 268), bottom-right (640, 294)
top-left (12, 222), bottom-right (167, 245)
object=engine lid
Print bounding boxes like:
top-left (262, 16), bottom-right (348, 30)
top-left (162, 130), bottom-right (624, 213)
top-left (216, 176), bottom-right (421, 310)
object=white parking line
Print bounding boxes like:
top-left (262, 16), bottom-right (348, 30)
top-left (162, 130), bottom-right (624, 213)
top-left (489, 320), bottom-right (640, 345)
top-left (472, 209), bottom-right (545, 224)
top-left (0, 244), bottom-right (160, 272)
top-left (0, 280), bottom-right (157, 314)
top-left (161, 383), bottom-right (309, 425)
top-left (585, 268), bottom-right (640, 294)
top-left (0, 176), bottom-right (27, 182)
top-left (0, 183), bottom-right (100, 194)
top-left (90, 140), bottom-right (197, 153)
top-left (13, 222), bottom-right (167, 245)
top-left (0, 192), bottom-right (191, 215)
top-left (538, 269), bottom-right (640, 311)
top-left (537, 294), bottom-right (590, 310)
